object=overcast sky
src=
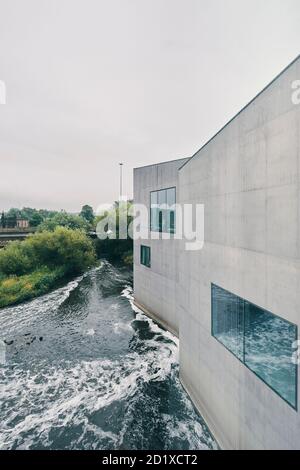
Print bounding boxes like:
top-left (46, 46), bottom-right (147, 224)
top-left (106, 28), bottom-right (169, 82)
top-left (0, 0), bottom-right (300, 212)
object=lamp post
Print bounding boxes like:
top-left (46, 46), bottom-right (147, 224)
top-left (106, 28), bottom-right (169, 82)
top-left (119, 162), bottom-right (123, 201)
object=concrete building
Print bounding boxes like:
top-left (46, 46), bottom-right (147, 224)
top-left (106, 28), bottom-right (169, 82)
top-left (133, 55), bottom-right (300, 449)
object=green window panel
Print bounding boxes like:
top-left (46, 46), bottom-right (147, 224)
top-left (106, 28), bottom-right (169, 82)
top-left (140, 245), bottom-right (151, 268)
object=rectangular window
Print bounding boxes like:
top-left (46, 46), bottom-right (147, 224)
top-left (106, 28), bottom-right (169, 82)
top-left (150, 192), bottom-right (159, 232)
top-left (140, 245), bottom-right (151, 268)
top-left (212, 284), bottom-right (298, 409)
top-left (150, 187), bottom-right (176, 234)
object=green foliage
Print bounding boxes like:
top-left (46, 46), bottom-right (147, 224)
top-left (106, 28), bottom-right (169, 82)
top-left (5, 208), bottom-right (18, 228)
top-left (80, 205), bottom-right (94, 224)
top-left (0, 227), bottom-right (97, 307)
top-left (0, 268), bottom-right (65, 308)
top-left (95, 238), bottom-right (133, 263)
top-left (2, 207), bottom-right (95, 231)
top-left (18, 207), bottom-right (42, 226)
top-left (37, 212), bottom-right (90, 232)
top-left (25, 227), bottom-right (96, 274)
top-left (0, 227), bottom-right (96, 276)
top-left (1, 207), bottom-right (88, 230)
top-left (122, 250), bottom-right (133, 266)
top-left (94, 200), bottom-right (133, 265)
top-left (27, 212), bottom-right (43, 227)
top-left (0, 241), bottom-right (34, 276)
top-left (1, 212), bottom-right (5, 228)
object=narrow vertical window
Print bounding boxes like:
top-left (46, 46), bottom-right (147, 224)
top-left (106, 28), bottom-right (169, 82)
top-left (140, 245), bottom-right (151, 268)
top-left (150, 192), bottom-right (159, 232)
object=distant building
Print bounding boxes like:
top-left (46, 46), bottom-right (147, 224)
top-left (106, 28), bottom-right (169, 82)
top-left (16, 218), bottom-right (29, 229)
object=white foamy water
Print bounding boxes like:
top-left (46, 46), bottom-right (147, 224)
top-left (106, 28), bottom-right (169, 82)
top-left (1, 352), bottom-right (175, 449)
top-left (0, 264), bottom-right (216, 450)
top-left (121, 285), bottom-right (179, 346)
top-left (0, 276), bottom-right (83, 338)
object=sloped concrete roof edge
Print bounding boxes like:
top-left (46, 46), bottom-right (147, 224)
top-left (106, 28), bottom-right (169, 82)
top-left (178, 53), bottom-right (300, 171)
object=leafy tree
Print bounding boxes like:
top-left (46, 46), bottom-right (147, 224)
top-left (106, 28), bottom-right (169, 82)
top-left (0, 241), bottom-right (34, 275)
top-left (37, 212), bottom-right (90, 232)
top-left (80, 205), bottom-right (94, 224)
top-left (0, 227), bottom-right (97, 307)
top-left (37, 209), bottom-right (58, 219)
top-left (94, 200), bottom-right (133, 264)
top-left (28, 212), bottom-right (43, 227)
top-left (5, 208), bottom-right (20, 228)
top-left (25, 227), bottom-right (96, 274)
top-left (1, 212), bottom-right (6, 228)
top-left (0, 227), bottom-right (96, 277)
top-left (21, 207), bottom-right (55, 227)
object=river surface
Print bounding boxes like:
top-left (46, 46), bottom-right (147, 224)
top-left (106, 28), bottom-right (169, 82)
top-left (0, 261), bottom-right (216, 450)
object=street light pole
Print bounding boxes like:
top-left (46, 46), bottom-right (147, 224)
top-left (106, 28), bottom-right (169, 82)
top-left (119, 162), bottom-right (123, 201)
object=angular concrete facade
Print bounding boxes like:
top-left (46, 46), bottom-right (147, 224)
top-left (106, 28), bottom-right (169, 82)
top-left (134, 157), bottom-right (188, 336)
top-left (133, 56), bottom-right (300, 449)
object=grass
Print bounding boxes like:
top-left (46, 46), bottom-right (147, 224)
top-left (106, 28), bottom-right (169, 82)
top-left (0, 267), bottom-right (66, 308)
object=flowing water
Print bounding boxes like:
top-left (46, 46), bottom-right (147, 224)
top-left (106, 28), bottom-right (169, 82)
top-left (0, 261), bottom-right (216, 450)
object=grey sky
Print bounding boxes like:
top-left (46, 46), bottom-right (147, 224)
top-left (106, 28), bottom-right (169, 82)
top-left (0, 0), bottom-right (300, 212)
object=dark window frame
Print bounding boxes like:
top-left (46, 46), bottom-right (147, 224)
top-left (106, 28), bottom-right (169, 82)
top-left (150, 187), bottom-right (176, 234)
top-left (140, 245), bottom-right (151, 268)
top-left (211, 283), bottom-right (298, 410)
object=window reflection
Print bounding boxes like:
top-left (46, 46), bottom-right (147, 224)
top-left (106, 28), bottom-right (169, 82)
top-left (212, 284), bottom-right (297, 409)
top-left (150, 187), bottom-right (176, 234)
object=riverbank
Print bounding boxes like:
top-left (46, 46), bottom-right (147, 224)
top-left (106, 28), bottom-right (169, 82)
top-left (0, 227), bottom-right (97, 309)
top-left (0, 267), bottom-right (66, 308)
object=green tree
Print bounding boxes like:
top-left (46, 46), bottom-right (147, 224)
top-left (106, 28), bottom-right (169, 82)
top-left (1, 212), bottom-right (6, 228)
top-left (0, 227), bottom-right (97, 307)
top-left (37, 212), bottom-right (90, 232)
top-left (28, 212), bottom-right (43, 227)
top-left (94, 200), bottom-right (133, 265)
top-left (5, 208), bottom-right (20, 228)
top-left (0, 227), bottom-right (96, 277)
top-left (20, 207), bottom-right (39, 226)
top-left (80, 205), bottom-right (94, 224)
top-left (0, 241), bottom-right (34, 275)
top-left (25, 227), bottom-right (96, 274)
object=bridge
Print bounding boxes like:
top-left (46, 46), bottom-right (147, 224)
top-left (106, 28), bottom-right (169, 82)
top-left (0, 228), bottom-right (36, 248)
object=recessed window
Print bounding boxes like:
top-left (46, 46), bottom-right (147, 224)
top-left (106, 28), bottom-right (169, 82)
top-left (212, 284), bottom-right (298, 409)
top-left (150, 187), bottom-right (176, 234)
top-left (140, 245), bottom-right (151, 268)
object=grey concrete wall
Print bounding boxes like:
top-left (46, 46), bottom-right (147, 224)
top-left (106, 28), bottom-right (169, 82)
top-left (134, 56), bottom-right (300, 449)
top-left (178, 56), bottom-right (300, 449)
top-left (133, 158), bottom-right (188, 336)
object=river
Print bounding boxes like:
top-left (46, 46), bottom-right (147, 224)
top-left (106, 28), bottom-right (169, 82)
top-left (0, 261), bottom-right (216, 450)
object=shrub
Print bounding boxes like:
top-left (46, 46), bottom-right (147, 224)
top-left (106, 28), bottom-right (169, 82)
top-left (122, 251), bottom-right (133, 266)
top-left (37, 212), bottom-right (90, 232)
top-left (0, 227), bottom-right (96, 278)
top-left (0, 241), bottom-right (34, 276)
top-left (0, 268), bottom-right (66, 308)
top-left (0, 227), bottom-right (97, 307)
